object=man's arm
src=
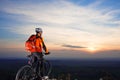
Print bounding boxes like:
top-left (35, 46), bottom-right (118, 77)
top-left (41, 38), bottom-right (48, 53)
top-left (42, 41), bottom-right (48, 53)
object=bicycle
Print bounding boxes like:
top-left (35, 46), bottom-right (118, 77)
top-left (15, 52), bottom-right (52, 80)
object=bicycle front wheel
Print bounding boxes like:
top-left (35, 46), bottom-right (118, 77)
top-left (15, 65), bottom-right (34, 80)
top-left (39, 60), bottom-right (52, 77)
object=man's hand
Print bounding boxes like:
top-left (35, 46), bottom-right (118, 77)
top-left (45, 52), bottom-right (50, 55)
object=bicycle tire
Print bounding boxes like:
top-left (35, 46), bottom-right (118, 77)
top-left (39, 60), bottom-right (52, 77)
top-left (15, 65), bottom-right (34, 80)
top-left (44, 60), bottom-right (52, 76)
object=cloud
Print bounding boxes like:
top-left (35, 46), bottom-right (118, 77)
top-left (0, 0), bottom-right (120, 50)
top-left (1, 0), bottom-right (120, 35)
top-left (62, 44), bottom-right (86, 48)
top-left (1, 0), bottom-right (120, 25)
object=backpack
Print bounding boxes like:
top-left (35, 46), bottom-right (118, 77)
top-left (25, 35), bottom-right (36, 52)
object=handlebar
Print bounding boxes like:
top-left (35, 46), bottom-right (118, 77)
top-left (27, 52), bottom-right (50, 57)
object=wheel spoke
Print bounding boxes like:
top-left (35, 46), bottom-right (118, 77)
top-left (15, 65), bottom-right (34, 80)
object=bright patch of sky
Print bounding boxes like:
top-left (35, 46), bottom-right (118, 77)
top-left (0, 0), bottom-right (120, 58)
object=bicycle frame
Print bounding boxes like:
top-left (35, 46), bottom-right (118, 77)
top-left (15, 52), bottom-right (52, 80)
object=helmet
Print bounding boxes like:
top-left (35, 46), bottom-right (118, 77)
top-left (35, 28), bottom-right (43, 33)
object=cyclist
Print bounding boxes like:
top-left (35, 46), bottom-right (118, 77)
top-left (25, 28), bottom-right (50, 75)
top-left (15, 29), bottom-right (51, 80)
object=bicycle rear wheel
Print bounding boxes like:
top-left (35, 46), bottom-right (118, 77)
top-left (15, 65), bottom-right (34, 80)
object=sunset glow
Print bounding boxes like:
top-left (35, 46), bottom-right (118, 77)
top-left (0, 0), bottom-right (120, 59)
top-left (87, 47), bottom-right (96, 52)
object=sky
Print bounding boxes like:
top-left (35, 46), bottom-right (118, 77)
top-left (0, 0), bottom-right (120, 59)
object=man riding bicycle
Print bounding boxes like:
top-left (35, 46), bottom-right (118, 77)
top-left (25, 28), bottom-right (50, 75)
top-left (15, 28), bottom-right (51, 80)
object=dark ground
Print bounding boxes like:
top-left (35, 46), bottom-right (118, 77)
top-left (0, 59), bottom-right (120, 80)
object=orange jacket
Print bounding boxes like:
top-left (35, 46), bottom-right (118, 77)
top-left (35, 37), bottom-right (48, 53)
top-left (26, 35), bottom-right (48, 53)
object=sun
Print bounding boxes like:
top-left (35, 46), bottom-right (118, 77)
top-left (88, 47), bottom-right (96, 51)
top-left (87, 47), bottom-right (97, 52)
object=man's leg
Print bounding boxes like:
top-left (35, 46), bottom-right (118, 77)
top-left (36, 53), bottom-right (44, 77)
top-left (32, 53), bottom-right (40, 73)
